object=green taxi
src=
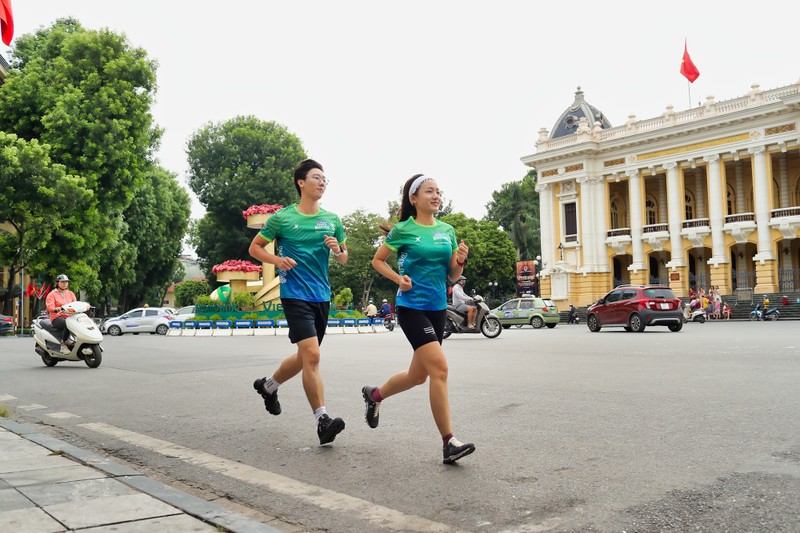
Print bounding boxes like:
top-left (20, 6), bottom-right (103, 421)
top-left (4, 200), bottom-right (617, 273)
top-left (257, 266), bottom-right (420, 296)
top-left (491, 296), bottom-right (560, 329)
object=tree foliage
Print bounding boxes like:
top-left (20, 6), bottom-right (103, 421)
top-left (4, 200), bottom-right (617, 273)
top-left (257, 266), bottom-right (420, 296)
top-left (328, 209), bottom-right (398, 309)
top-left (0, 18), bottom-right (175, 312)
top-left (117, 166), bottom-right (191, 309)
top-left (0, 133), bottom-right (95, 314)
top-left (186, 116), bottom-right (307, 277)
top-left (174, 279), bottom-right (211, 308)
top-left (440, 213), bottom-right (517, 301)
top-left (485, 170), bottom-right (540, 260)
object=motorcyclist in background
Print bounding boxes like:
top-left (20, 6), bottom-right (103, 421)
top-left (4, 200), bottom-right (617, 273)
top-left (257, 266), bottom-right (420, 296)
top-left (451, 275), bottom-right (477, 329)
top-left (377, 299), bottom-right (392, 318)
top-left (45, 274), bottom-right (77, 354)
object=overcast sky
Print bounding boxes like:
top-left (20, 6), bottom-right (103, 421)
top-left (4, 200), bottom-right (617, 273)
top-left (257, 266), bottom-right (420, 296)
top-left (4, 1), bottom-right (798, 223)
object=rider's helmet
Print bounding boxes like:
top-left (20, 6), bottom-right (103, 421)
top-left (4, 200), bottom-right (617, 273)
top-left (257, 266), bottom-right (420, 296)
top-left (457, 275), bottom-right (467, 282)
top-left (368, 299), bottom-right (373, 304)
top-left (382, 299), bottom-right (388, 303)
top-left (56, 274), bottom-right (70, 282)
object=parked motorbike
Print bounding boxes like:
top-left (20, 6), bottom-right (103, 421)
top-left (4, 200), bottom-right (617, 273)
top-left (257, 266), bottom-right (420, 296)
top-left (443, 295), bottom-right (502, 339)
top-left (32, 302), bottom-right (103, 368)
top-left (750, 306), bottom-right (780, 321)
top-left (683, 305), bottom-right (707, 323)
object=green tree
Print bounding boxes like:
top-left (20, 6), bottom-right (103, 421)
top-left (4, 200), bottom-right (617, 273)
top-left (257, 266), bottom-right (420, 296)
top-left (0, 133), bottom-right (95, 314)
top-left (174, 279), bottom-right (211, 308)
top-left (329, 209), bottom-right (395, 309)
top-left (0, 18), bottom-right (162, 304)
top-left (186, 116), bottom-right (306, 277)
top-left (485, 170), bottom-right (540, 260)
top-left (116, 166), bottom-right (191, 309)
top-left (440, 213), bottom-right (517, 302)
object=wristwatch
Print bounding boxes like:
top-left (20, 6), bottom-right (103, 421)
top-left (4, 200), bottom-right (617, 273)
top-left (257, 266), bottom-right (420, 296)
top-left (333, 249), bottom-right (345, 257)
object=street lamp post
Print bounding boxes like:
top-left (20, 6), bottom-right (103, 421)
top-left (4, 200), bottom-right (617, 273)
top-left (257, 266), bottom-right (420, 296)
top-left (490, 281), bottom-right (499, 302)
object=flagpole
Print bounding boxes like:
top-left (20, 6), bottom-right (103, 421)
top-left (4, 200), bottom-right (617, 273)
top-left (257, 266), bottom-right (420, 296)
top-left (687, 80), bottom-right (692, 109)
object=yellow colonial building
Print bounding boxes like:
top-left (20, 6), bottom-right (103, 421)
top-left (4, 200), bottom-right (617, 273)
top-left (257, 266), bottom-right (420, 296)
top-left (522, 83), bottom-right (800, 306)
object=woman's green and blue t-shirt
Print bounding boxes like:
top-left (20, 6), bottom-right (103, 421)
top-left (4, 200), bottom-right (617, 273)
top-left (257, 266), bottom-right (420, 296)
top-left (258, 204), bottom-right (345, 302)
top-left (384, 217), bottom-right (457, 311)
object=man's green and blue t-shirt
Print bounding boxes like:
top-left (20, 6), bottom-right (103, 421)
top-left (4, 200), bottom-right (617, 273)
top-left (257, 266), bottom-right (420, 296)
top-left (258, 204), bottom-right (345, 302)
top-left (384, 217), bottom-right (457, 311)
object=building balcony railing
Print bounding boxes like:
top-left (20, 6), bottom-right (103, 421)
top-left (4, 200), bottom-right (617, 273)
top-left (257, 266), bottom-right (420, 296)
top-left (643, 223), bottom-right (668, 234)
top-left (771, 206), bottom-right (800, 218)
top-left (682, 218), bottom-right (710, 229)
top-left (607, 228), bottom-right (631, 238)
top-left (725, 213), bottom-right (755, 223)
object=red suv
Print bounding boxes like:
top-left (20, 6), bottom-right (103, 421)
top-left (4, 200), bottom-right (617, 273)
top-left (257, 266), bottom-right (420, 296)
top-left (586, 285), bottom-right (683, 333)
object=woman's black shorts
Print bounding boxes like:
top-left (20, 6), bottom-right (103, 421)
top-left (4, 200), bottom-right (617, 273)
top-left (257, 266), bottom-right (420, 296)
top-left (395, 306), bottom-right (446, 350)
top-left (281, 298), bottom-right (330, 345)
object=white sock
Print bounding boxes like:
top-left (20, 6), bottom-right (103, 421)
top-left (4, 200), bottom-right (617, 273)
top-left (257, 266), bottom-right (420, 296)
top-left (313, 407), bottom-right (327, 422)
top-left (263, 376), bottom-right (280, 394)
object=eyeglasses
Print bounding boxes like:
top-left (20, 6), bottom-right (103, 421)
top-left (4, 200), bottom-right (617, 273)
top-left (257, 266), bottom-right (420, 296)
top-left (307, 175), bottom-right (329, 185)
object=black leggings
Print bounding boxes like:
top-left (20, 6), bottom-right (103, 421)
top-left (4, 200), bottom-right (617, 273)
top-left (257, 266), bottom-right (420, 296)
top-left (396, 306), bottom-right (446, 351)
top-left (51, 317), bottom-right (70, 342)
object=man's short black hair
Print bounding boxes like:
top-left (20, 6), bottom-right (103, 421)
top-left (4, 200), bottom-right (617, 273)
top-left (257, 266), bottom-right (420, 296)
top-left (294, 159), bottom-right (324, 196)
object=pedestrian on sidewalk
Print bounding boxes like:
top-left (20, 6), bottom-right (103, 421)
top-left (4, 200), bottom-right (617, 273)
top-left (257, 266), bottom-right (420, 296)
top-left (248, 159), bottom-right (349, 446)
top-left (363, 173), bottom-right (476, 464)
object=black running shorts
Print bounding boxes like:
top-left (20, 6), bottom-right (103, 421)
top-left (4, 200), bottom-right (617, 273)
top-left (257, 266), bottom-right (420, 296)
top-left (281, 298), bottom-right (330, 345)
top-left (396, 306), bottom-right (446, 351)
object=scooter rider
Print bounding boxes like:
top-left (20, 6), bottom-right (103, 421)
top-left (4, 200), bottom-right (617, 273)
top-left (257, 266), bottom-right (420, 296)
top-left (452, 275), bottom-right (477, 328)
top-left (45, 274), bottom-right (77, 354)
top-left (377, 299), bottom-right (392, 318)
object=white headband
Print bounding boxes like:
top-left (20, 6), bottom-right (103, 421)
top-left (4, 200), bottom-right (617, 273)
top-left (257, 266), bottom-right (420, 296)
top-left (408, 175), bottom-right (432, 200)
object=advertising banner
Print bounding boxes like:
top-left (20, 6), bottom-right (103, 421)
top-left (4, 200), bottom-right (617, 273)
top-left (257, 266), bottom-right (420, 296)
top-left (516, 260), bottom-right (536, 296)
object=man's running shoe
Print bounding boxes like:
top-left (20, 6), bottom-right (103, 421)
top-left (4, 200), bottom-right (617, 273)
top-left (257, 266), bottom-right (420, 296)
top-left (317, 414), bottom-right (345, 445)
top-left (442, 437), bottom-right (475, 464)
top-left (362, 386), bottom-right (380, 428)
top-left (253, 378), bottom-right (281, 415)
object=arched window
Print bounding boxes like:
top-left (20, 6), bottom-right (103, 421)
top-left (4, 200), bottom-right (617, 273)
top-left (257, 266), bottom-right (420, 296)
top-left (795, 176), bottom-right (800, 206)
top-left (685, 191), bottom-right (695, 220)
top-left (726, 185), bottom-right (734, 216)
top-left (773, 178), bottom-right (780, 209)
top-left (610, 201), bottom-right (619, 229)
top-left (646, 197), bottom-right (657, 225)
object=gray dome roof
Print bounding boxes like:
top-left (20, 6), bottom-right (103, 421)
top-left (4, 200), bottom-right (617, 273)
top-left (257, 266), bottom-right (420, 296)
top-left (550, 87), bottom-right (612, 139)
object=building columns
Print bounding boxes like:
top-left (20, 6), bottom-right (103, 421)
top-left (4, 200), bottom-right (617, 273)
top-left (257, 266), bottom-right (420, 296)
top-left (537, 183), bottom-right (554, 271)
top-left (705, 155), bottom-right (732, 292)
top-left (750, 146), bottom-right (775, 261)
top-left (749, 146), bottom-right (779, 294)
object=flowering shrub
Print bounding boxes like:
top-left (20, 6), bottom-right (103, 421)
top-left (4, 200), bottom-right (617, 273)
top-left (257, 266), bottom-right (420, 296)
top-left (211, 260), bottom-right (263, 274)
top-left (242, 204), bottom-right (283, 218)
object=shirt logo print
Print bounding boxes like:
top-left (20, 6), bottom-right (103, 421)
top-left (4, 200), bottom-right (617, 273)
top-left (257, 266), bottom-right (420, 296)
top-left (293, 224), bottom-right (299, 230)
top-left (415, 237), bottom-right (421, 242)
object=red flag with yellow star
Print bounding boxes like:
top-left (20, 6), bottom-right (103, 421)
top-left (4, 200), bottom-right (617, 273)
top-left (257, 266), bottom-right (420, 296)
top-left (0, 0), bottom-right (13, 45)
top-left (680, 40), bottom-right (700, 83)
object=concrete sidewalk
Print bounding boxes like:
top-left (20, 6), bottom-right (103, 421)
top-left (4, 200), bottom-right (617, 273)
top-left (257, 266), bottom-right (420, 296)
top-left (0, 419), bottom-right (282, 533)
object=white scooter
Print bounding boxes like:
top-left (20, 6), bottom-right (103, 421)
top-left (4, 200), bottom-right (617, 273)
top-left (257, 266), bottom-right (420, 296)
top-left (683, 303), bottom-right (707, 324)
top-left (32, 302), bottom-right (103, 368)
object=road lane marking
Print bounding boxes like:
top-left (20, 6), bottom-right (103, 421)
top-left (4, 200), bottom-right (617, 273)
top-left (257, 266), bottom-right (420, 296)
top-left (46, 412), bottom-right (81, 419)
top-left (17, 404), bottom-right (47, 411)
top-left (79, 422), bottom-right (458, 532)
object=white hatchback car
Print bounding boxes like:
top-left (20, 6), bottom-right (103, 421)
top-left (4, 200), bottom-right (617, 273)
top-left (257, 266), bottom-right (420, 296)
top-left (172, 305), bottom-right (196, 323)
top-left (101, 307), bottom-right (175, 336)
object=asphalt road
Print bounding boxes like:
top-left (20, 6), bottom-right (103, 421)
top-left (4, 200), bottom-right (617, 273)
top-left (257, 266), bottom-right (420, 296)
top-left (2, 321), bottom-right (800, 532)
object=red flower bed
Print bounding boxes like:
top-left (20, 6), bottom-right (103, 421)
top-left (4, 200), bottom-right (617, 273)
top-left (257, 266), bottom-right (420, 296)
top-left (242, 204), bottom-right (283, 218)
top-left (212, 260), bottom-right (263, 274)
